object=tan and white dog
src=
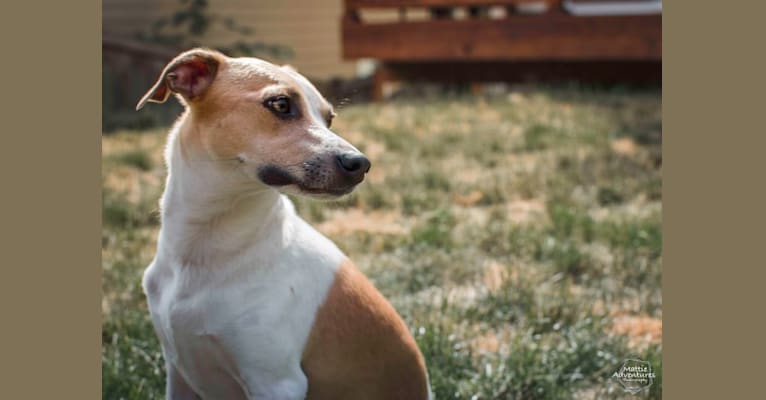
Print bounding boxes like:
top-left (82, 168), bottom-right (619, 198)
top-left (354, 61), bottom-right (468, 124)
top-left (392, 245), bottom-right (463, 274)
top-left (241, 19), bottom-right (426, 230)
top-left (137, 49), bottom-right (431, 400)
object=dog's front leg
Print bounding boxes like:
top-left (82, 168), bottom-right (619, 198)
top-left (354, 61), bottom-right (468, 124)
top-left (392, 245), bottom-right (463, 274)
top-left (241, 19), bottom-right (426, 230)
top-left (166, 361), bottom-right (201, 400)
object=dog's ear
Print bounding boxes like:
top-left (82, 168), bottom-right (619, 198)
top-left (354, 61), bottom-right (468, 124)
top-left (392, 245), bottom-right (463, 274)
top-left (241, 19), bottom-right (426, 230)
top-left (136, 48), bottom-right (224, 110)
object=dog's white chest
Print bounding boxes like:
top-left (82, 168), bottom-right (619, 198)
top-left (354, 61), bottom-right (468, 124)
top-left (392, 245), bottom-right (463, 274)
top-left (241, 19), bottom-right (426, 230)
top-left (144, 214), bottom-right (345, 399)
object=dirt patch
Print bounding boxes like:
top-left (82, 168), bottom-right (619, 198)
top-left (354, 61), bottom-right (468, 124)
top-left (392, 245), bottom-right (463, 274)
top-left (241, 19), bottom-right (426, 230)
top-left (482, 260), bottom-right (512, 292)
top-left (454, 167), bottom-right (483, 185)
top-left (473, 331), bottom-right (502, 353)
top-left (610, 315), bottom-right (662, 348)
top-left (453, 190), bottom-right (484, 207)
top-left (588, 196), bottom-right (661, 222)
top-left (470, 327), bottom-right (514, 354)
top-left (364, 140), bottom-right (386, 161)
top-left (104, 166), bottom-right (141, 192)
top-left (451, 198), bottom-right (545, 234)
top-left (104, 166), bottom-right (163, 204)
top-left (505, 199), bottom-right (546, 224)
top-left (102, 131), bottom-right (166, 163)
top-left (316, 209), bottom-right (410, 236)
top-left (451, 206), bottom-right (491, 228)
top-left (505, 152), bottom-right (547, 173)
top-left (611, 137), bottom-right (639, 156)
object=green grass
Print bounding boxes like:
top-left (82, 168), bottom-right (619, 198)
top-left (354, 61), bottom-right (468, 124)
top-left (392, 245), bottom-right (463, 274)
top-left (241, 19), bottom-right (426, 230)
top-left (102, 86), bottom-right (662, 399)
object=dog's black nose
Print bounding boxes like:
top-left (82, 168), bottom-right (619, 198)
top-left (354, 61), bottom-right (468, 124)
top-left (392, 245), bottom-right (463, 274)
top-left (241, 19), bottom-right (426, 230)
top-left (337, 153), bottom-right (371, 177)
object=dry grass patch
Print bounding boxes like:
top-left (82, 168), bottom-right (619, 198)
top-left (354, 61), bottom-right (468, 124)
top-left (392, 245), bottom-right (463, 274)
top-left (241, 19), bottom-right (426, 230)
top-left (610, 315), bottom-right (663, 349)
top-left (317, 208), bottom-right (410, 236)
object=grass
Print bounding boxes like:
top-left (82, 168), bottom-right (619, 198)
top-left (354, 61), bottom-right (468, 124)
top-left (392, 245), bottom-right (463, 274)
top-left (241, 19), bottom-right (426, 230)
top-left (102, 85), bottom-right (662, 399)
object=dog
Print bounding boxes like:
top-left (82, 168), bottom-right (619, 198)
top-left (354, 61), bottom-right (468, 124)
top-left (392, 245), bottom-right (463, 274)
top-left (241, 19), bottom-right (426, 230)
top-left (137, 48), bottom-right (431, 400)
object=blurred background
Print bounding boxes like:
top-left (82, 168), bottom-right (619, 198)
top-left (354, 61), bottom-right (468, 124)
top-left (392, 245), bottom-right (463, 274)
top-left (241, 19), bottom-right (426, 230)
top-left (102, 0), bottom-right (660, 131)
top-left (102, 1), bottom-right (662, 399)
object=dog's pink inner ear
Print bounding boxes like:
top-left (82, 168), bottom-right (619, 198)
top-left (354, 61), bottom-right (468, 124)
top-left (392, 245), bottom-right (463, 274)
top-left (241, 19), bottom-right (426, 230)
top-left (137, 50), bottom-right (222, 110)
top-left (167, 59), bottom-right (215, 100)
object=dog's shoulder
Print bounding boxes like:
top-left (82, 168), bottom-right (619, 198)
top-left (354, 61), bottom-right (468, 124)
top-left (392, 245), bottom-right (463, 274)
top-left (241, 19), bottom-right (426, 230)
top-left (301, 259), bottom-right (430, 399)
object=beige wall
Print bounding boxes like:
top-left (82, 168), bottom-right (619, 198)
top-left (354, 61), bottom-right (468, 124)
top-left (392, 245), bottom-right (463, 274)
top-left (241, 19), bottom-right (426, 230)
top-left (103, 0), bottom-right (357, 79)
top-left (103, 0), bottom-right (163, 37)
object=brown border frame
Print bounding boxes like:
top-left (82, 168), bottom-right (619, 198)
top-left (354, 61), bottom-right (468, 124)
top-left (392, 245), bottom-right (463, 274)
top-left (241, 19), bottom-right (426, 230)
top-left (4, 1), bottom-right (766, 398)
top-left (663, 1), bottom-right (766, 398)
top-left (2, 1), bottom-right (101, 398)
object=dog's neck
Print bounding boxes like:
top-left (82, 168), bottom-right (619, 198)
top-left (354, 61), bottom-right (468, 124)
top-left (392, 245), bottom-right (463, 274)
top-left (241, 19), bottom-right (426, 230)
top-left (157, 117), bottom-right (287, 267)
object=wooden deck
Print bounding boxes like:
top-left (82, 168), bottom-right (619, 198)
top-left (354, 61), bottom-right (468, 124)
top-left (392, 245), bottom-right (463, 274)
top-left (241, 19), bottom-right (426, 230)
top-left (341, 0), bottom-right (662, 97)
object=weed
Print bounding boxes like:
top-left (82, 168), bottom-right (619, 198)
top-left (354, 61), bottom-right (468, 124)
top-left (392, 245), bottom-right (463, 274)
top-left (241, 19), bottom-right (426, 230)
top-left (411, 209), bottom-right (456, 249)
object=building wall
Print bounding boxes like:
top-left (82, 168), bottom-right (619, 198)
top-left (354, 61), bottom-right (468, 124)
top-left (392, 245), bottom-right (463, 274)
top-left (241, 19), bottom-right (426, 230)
top-left (103, 0), bottom-right (164, 37)
top-left (103, 0), bottom-right (357, 80)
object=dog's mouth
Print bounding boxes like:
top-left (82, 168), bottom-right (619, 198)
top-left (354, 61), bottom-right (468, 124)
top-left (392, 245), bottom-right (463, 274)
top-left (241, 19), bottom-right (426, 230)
top-left (257, 165), bottom-right (297, 187)
top-left (257, 164), bottom-right (361, 197)
top-left (297, 184), bottom-right (355, 197)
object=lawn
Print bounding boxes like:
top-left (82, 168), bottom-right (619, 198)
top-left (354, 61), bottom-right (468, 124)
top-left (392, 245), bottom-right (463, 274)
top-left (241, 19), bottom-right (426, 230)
top-left (102, 85), bottom-right (662, 399)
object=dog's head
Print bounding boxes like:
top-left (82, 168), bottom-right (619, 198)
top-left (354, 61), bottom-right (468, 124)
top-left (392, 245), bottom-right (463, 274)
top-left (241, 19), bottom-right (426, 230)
top-left (137, 48), bottom-right (370, 198)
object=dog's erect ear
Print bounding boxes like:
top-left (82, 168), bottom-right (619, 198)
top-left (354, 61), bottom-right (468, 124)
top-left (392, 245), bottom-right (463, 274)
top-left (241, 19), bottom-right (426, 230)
top-left (136, 49), bottom-right (224, 111)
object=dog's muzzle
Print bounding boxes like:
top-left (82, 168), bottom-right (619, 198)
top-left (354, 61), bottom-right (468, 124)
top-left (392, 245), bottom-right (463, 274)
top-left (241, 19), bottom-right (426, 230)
top-left (257, 152), bottom-right (371, 196)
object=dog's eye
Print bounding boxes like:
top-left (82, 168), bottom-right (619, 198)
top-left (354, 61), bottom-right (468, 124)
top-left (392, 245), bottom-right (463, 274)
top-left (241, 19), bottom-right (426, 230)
top-left (265, 97), bottom-right (291, 115)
